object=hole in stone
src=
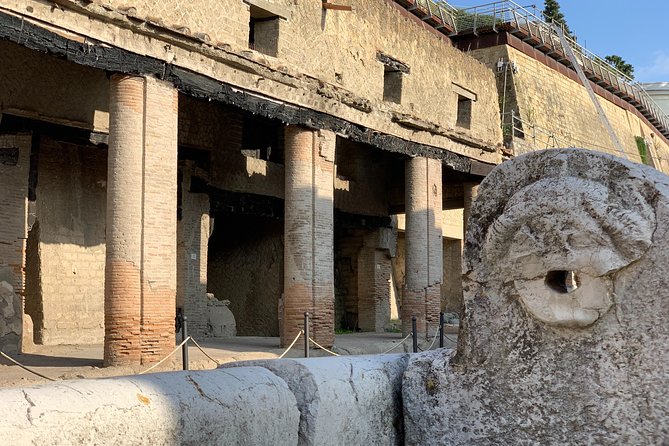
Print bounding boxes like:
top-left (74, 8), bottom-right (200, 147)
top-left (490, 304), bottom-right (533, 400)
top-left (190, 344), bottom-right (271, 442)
top-left (545, 270), bottom-right (580, 294)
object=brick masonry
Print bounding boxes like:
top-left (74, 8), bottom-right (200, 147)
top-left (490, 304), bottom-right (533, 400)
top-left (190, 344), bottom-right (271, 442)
top-left (0, 133), bottom-right (31, 353)
top-left (105, 74), bottom-right (178, 366)
top-left (29, 138), bottom-right (107, 345)
top-left (282, 126), bottom-right (335, 348)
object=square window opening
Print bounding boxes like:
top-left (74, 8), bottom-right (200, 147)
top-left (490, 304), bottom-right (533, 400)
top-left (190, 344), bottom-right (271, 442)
top-left (456, 95), bottom-right (472, 129)
top-left (249, 6), bottom-right (280, 57)
top-left (383, 68), bottom-right (403, 104)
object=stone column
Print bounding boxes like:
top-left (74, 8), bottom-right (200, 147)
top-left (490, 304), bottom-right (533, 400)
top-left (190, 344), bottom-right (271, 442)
top-left (402, 157), bottom-right (443, 337)
top-left (105, 75), bottom-right (178, 366)
top-left (282, 126), bottom-right (335, 348)
top-left (463, 182), bottom-right (479, 241)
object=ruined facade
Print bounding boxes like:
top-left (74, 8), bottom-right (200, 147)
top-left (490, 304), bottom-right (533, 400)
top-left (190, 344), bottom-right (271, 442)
top-left (1, 0), bottom-right (667, 365)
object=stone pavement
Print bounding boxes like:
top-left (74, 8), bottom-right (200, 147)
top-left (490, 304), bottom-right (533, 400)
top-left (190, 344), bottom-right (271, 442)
top-left (0, 330), bottom-right (458, 388)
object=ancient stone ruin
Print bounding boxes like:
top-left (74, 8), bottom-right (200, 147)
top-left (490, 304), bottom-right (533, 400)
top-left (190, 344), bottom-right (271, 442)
top-left (404, 148), bottom-right (669, 444)
top-left (1, 149), bottom-right (668, 444)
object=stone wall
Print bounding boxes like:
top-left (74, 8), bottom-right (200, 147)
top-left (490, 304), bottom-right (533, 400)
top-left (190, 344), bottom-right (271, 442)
top-left (31, 138), bottom-right (107, 345)
top-left (470, 43), bottom-right (669, 170)
top-left (0, 133), bottom-right (31, 352)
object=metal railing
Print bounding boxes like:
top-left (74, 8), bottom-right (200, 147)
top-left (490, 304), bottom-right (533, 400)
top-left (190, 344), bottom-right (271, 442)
top-left (406, 0), bottom-right (459, 32)
top-left (451, 1), bottom-right (669, 137)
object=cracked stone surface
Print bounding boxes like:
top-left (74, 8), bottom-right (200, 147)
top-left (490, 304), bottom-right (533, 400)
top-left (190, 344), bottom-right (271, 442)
top-left (403, 149), bottom-right (669, 444)
top-left (224, 354), bottom-right (409, 446)
top-left (0, 367), bottom-right (299, 445)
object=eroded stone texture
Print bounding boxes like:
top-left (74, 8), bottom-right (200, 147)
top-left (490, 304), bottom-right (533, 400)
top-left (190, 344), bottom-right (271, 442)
top-left (403, 149), bottom-right (669, 444)
top-left (0, 367), bottom-right (299, 445)
top-left (224, 354), bottom-right (409, 446)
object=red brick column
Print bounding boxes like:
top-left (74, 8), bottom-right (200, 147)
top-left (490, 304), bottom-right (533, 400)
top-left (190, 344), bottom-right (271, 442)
top-left (139, 78), bottom-right (178, 364)
top-left (402, 157), bottom-right (443, 337)
top-left (463, 182), bottom-right (480, 241)
top-left (282, 126), bottom-right (335, 348)
top-left (105, 75), bottom-right (178, 366)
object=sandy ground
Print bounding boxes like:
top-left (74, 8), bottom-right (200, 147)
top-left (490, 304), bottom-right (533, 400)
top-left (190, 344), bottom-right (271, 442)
top-left (0, 330), bottom-right (458, 389)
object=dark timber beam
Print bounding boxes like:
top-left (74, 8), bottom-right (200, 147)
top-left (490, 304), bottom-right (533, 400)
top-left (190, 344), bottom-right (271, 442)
top-left (0, 10), bottom-right (483, 176)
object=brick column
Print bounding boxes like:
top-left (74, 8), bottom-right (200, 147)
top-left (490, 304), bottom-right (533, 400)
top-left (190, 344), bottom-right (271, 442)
top-left (463, 182), bottom-right (479, 241)
top-left (402, 157), bottom-right (443, 337)
top-left (282, 126), bottom-right (335, 348)
top-left (105, 75), bottom-right (178, 366)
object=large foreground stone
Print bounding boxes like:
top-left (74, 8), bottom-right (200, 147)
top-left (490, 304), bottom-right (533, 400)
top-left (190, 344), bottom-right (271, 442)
top-left (0, 367), bottom-right (299, 445)
top-left (404, 149), bottom-right (669, 444)
top-left (224, 354), bottom-right (409, 446)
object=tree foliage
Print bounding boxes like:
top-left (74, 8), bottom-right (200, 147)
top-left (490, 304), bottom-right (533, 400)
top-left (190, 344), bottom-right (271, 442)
top-left (542, 0), bottom-right (573, 37)
top-left (605, 55), bottom-right (635, 78)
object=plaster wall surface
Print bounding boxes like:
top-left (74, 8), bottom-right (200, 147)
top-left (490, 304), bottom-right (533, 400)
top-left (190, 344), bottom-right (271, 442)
top-left (471, 44), bottom-right (669, 169)
top-left (33, 139), bottom-right (107, 345)
top-left (0, 40), bottom-right (109, 131)
top-left (0, 133), bottom-right (30, 352)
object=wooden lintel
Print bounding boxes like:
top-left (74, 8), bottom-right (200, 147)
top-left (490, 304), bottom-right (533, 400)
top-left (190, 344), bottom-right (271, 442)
top-left (322, 2), bottom-right (352, 11)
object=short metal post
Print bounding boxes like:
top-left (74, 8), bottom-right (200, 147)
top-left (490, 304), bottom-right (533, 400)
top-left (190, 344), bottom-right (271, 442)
top-left (182, 315), bottom-right (189, 371)
top-left (304, 312), bottom-right (310, 358)
top-left (412, 316), bottom-right (418, 353)
top-left (439, 312), bottom-right (445, 348)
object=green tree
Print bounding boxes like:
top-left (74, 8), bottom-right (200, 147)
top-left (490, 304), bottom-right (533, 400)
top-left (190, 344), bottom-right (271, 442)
top-left (605, 55), bottom-right (635, 78)
top-left (542, 0), bottom-right (573, 37)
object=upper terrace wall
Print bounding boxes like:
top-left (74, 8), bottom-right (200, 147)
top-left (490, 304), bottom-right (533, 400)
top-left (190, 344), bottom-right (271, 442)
top-left (470, 43), bottom-right (669, 171)
top-left (0, 0), bottom-right (502, 164)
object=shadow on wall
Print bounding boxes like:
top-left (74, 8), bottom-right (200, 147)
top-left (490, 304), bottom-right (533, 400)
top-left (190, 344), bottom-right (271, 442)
top-left (207, 214), bottom-right (284, 337)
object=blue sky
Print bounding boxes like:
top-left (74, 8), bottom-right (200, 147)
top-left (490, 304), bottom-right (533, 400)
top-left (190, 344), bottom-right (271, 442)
top-left (451, 1), bottom-right (669, 82)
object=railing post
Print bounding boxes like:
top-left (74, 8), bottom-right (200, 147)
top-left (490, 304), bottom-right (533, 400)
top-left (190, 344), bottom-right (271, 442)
top-left (439, 312), bottom-right (445, 348)
top-left (182, 315), bottom-right (189, 371)
top-left (304, 312), bottom-right (310, 358)
top-left (412, 316), bottom-right (418, 353)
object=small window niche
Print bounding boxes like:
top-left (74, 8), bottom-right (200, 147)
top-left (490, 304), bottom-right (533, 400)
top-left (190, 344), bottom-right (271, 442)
top-left (248, 3), bottom-right (283, 57)
top-left (378, 52), bottom-right (409, 105)
top-left (383, 68), bottom-right (403, 104)
top-left (452, 84), bottom-right (477, 130)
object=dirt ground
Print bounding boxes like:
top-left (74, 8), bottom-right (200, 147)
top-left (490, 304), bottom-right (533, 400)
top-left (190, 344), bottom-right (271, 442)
top-left (0, 330), bottom-right (458, 388)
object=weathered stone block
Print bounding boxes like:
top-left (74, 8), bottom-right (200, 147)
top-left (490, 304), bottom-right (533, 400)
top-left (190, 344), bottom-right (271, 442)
top-left (224, 354), bottom-right (409, 446)
top-left (0, 367), bottom-right (300, 445)
top-left (403, 149), bottom-right (669, 444)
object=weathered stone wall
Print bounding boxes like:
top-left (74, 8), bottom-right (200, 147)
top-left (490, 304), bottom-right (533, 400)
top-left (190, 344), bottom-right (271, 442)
top-left (33, 138), bottom-right (107, 345)
top-left (1, 0), bottom-right (502, 164)
top-left (0, 40), bottom-right (109, 131)
top-left (0, 133), bottom-right (31, 352)
top-left (207, 215), bottom-right (283, 337)
top-left (470, 43), bottom-right (669, 170)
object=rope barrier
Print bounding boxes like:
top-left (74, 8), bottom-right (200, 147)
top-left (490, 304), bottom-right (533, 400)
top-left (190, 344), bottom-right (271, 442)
top-left (0, 350), bottom-right (56, 382)
top-left (278, 330), bottom-right (303, 359)
top-left (426, 328), bottom-right (441, 351)
top-left (380, 332), bottom-right (413, 354)
top-left (308, 337), bottom-right (340, 356)
top-left (139, 336), bottom-right (192, 375)
top-left (189, 337), bottom-right (221, 366)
